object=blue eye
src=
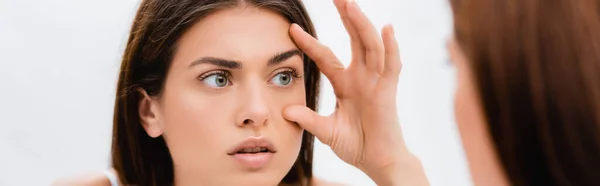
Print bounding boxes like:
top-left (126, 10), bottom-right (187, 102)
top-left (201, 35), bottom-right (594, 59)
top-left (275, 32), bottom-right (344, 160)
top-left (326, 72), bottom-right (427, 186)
top-left (270, 72), bottom-right (293, 87)
top-left (202, 73), bottom-right (229, 88)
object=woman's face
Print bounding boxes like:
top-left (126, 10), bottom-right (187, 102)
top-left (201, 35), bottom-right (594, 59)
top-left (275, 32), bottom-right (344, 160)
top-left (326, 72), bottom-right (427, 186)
top-left (140, 6), bottom-right (306, 185)
top-left (449, 37), bottom-right (510, 185)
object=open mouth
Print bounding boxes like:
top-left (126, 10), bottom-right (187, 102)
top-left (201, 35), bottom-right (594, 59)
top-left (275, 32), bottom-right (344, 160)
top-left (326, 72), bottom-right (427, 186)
top-left (227, 136), bottom-right (277, 169)
top-left (227, 145), bottom-right (276, 155)
top-left (235, 147), bottom-right (270, 154)
top-left (227, 136), bottom-right (277, 155)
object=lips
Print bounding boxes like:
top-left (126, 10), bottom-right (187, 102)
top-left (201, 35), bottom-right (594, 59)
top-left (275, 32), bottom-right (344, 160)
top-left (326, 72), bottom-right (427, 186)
top-left (227, 136), bottom-right (277, 169)
top-left (227, 137), bottom-right (277, 155)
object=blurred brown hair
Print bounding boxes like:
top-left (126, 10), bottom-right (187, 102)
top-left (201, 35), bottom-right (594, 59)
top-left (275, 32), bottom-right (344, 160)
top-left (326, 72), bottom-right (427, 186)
top-left (110, 0), bottom-right (320, 185)
top-left (451, 0), bottom-right (600, 185)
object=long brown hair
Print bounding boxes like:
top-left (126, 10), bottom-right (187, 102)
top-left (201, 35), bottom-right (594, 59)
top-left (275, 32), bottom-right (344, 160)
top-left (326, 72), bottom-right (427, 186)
top-left (451, 0), bottom-right (600, 185)
top-left (111, 0), bottom-right (320, 185)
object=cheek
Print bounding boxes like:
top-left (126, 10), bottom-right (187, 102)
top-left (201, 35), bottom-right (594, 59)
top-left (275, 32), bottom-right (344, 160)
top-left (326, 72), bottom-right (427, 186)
top-left (453, 67), bottom-right (509, 185)
top-left (159, 86), bottom-right (238, 170)
top-left (162, 90), bottom-right (234, 139)
top-left (453, 59), bottom-right (480, 139)
top-left (454, 79), bottom-right (469, 131)
top-left (454, 65), bottom-right (480, 162)
top-left (268, 81), bottom-right (306, 172)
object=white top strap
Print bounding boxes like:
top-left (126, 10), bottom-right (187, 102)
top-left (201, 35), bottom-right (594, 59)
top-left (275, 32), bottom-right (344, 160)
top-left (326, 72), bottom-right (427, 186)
top-left (103, 169), bottom-right (119, 186)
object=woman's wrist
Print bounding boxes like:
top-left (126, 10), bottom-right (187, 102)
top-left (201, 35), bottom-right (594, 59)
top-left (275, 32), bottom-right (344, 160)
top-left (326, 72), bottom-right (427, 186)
top-left (364, 154), bottom-right (429, 186)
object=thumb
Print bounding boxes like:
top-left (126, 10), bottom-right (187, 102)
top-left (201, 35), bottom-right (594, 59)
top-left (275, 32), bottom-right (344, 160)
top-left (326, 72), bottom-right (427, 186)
top-left (283, 105), bottom-right (332, 144)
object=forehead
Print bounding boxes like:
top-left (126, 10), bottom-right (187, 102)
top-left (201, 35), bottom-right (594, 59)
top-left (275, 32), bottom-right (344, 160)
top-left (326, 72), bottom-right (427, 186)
top-left (173, 6), bottom-right (297, 67)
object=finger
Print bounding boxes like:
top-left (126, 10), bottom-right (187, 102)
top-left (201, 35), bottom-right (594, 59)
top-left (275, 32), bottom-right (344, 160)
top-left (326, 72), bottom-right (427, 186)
top-left (381, 24), bottom-right (402, 78)
top-left (282, 105), bottom-right (333, 145)
top-left (333, 0), bottom-right (365, 61)
top-left (346, 1), bottom-right (385, 73)
top-left (290, 24), bottom-right (345, 82)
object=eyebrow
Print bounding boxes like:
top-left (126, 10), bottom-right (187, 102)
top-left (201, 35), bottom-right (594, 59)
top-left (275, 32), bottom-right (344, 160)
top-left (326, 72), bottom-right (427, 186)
top-left (189, 57), bottom-right (242, 69)
top-left (188, 49), bottom-right (303, 69)
top-left (269, 49), bottom-right (303, 66)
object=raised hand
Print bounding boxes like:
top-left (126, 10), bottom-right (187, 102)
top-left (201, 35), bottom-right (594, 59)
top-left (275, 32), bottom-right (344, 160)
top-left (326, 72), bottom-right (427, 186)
top-left (283, 0), bottom-right (429, 185)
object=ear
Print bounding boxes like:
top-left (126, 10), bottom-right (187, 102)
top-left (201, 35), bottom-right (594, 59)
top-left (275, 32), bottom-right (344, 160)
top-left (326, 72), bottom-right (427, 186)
top-left (137, 88), bottom-right (163, 138)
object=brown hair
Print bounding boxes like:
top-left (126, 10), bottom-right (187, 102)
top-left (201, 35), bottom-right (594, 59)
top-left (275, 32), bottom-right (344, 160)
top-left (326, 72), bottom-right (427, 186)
top-left (451, 0), bottom-right (600, 185)
top-left (110, 0), bottom-right (320, 185)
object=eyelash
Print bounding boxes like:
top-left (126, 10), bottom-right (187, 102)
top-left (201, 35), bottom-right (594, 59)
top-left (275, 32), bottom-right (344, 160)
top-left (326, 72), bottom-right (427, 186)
top-left (197, 70), bottom-right (231, 82)
top-left (196, 68), bottom-right (302, 85)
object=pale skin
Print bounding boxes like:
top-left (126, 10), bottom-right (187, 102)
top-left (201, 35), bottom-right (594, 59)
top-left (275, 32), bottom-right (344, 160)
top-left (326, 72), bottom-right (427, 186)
top-left (55, 0), bottom-right (511, 185)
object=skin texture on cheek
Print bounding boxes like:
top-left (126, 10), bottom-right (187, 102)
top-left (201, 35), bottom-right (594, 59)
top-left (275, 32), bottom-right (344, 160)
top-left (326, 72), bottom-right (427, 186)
top-left (144, 6), bottom-right (307, 185)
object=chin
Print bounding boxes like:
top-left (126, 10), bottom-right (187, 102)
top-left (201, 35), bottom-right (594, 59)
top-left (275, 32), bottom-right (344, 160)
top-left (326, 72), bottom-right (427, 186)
top-left (229, 172), bottom-right (283, 186)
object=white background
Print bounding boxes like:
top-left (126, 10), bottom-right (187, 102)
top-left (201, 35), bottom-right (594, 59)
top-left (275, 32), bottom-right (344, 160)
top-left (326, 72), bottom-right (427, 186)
top-left (0, 0), bottom-right (470, 185)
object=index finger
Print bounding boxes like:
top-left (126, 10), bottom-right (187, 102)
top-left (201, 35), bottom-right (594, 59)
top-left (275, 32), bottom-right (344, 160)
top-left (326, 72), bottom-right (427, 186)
top-left (290, 24), bottom-right (345, 82)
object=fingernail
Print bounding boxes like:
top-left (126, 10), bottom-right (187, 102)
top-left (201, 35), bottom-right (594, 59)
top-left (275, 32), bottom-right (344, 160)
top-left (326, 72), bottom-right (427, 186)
top-left (292, 23), bottom-right (304, 31)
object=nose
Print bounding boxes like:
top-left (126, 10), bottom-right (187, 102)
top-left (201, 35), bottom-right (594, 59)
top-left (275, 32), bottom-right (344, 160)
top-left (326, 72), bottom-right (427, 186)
top-left (236, 86), bottom-right (270, 128)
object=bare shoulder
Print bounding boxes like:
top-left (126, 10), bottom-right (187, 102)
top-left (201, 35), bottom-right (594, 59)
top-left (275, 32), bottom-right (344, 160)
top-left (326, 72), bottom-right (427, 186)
top-left (311, 177), bottom-right (347, 186)
top-left (51, 171), bottom-right (111, 186)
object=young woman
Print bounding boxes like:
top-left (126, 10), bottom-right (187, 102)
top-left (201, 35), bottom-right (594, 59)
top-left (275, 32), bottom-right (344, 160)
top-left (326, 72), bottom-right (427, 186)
top-left (53, 0), bottom-right (419, 185)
